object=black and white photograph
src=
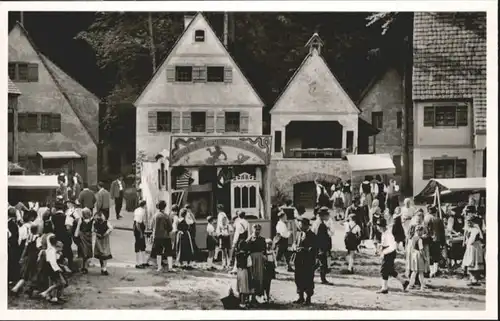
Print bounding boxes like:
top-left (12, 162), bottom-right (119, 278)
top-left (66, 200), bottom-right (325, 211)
top-left (1, 1), bottom-right (497, 318)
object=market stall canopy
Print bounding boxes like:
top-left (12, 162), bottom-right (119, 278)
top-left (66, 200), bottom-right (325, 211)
top-left (8, 175), bottom-right (59, 189)
top-left (414, 177), bottom-right (486, 201)
top-left (37, 151), bottom-right (81, 159)
top-left (346, 154), bottom-right (395, 177)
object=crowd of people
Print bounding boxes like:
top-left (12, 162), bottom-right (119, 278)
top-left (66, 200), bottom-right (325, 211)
top-left (7, 173), bottom-right (486, 308)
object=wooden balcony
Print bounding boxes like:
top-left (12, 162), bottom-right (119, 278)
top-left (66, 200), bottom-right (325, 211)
top-left (286, 147), bottom-right (355, 159)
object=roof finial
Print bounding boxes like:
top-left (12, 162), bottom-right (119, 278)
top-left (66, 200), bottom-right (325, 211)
top-left (305, 32), bottom-right (324, 55)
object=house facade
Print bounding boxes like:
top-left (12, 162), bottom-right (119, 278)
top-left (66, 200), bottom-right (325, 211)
top-left (8, 77), bottom-right (21, 163)
top-left (8, 23), bottom-right (100, 185)
top-left (135, 13), bottom-right (272, 243)
top-left (358, 66), bottom-right (414, 193)
top-left (412, 13), bottom-right (486, 193)
top-left (270, 34), bottom-right (379, 208)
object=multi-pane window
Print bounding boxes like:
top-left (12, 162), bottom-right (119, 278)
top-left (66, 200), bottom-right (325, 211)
top-left (157, 112), bottom-right (172, 132)
top-left (424, 104), bottom-right (468, 127)
top-left (9, 62), bottom-right (38, 82)
top-left (372, 111), bottom-right (383, 129)
top-left (423, 158), bottom-right (467, 179)
top-left (191, 112), bottom-right (206, 132)
top-left (225, 112), bottom-right (240, 132)
top-left (194, 30), bottom-right (205, 42)
top-left (17, 112), bottom-right (61, 133)
top-left (175, 66), bottom-right (193, 82)
top-left (207, 66), bottom-right (224, 82)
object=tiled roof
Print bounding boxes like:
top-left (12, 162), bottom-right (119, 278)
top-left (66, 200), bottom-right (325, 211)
top-left (8, 77), bottom-right (21, 95)
top-left (413, 12), bottom-right (486, 133)
top-left (15, 22), bottom-right (100, 144)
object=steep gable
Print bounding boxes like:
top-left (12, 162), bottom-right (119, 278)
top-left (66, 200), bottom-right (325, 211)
top-left (270, 50), bottom-right (360, 115)
top-left (8, 23), bottom-right (99, 144)
top-left (135, 13), bottom-right (263, 107)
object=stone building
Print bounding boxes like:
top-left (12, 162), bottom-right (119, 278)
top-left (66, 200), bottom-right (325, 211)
top-left (412, 13), bottom-right (486, 193)
top-left (8, 22), bottom-right (100, 185)
top-left (270, 34), bottom-right (381, 208)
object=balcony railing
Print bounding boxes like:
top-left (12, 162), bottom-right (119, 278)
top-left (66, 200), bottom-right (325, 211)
top-left (285, 147), bottom-right (354, 159)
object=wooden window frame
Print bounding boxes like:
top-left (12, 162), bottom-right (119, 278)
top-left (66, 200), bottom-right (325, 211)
top-left (40, 113), bottom-right (52, 133)
top-left (423, 158), bottom-right (467, 180)
top-left (225, 112), bottom-right (240, 133)
top-left (371, 111), bottom-right (383, 129)
top-left (9, 62), bottom-right (38, 82)
top-left (191, 111), bottom-right (206, 133)
top-left (194, 29), bottom-right (205, 42)
top-left (206, 66), bottom-right (225, 83)
top-left (157, 112), bottom-right (172, 132)
top-left (423, 103), bottom-right (469, 128)
top-left (175, 66), bottom-right (193, 82)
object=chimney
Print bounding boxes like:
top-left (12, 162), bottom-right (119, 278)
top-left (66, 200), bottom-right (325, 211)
top-left (184, 14), bottom-right (194, 30)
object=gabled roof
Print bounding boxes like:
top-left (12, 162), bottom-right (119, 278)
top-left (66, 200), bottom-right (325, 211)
top-left (270, 47), bottom-right (360, 114)
top-left (134, 12), bottom-right (264, 107)
top-left (8, 77), bottom-right (21, 95)
top-left (412, 12), bottom-right (486, 133)
top-left (12, 22), bottom-right (100, 144)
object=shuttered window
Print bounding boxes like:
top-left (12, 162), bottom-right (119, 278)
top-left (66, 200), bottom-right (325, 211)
top-left (206, 111), bottom-right (215, 133)
top-left (207, 66), bottom-right (225, 82)
top-left (423, 104), bottom-right (469, 127)
top-left (182, 112), bottom-right (191, 133)
top-left (166, 66), bottom-right (175, 82)
top-left (240, 111), bottom-right (249, 133)
top-left (274, 131), bottom-right (282, 153)
top-left (40, 113), bottom-right (52, 133)
top-left (422, 158), bottom-right (467, 179)
top-left (25, 113), bottom-right (39, 132)
top-left (157, 112), bottom-right (172, 132)
top-left (216, 112), bottom-right (225, 133)
top-left (192, 66), bottom-right (206, 82)
top-left (175, 66), bottom-right (192, 82)
top-left (9, 62), bottom-right (38, 82)
top-left (51, 114), bottom-right (61, 132)
top-left (224, 66), bottom-right (233, 83)
top-left (194, 30), bottom-right (205, 42)
top-left (17, 113), bottom-right (60, 132)
top-left (172, 112), bottom-right (181, 133)
top-left (191, 112), bottom-right (206, 132)
top-left (225, 112), bottom-right (240, 132)
top-left (148, 111), bottom-right (157, 133)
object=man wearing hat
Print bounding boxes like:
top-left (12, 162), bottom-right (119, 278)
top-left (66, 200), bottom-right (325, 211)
top-left (293, 217), bottom-right (317, 305)
top-left (275, 210), bottom-right (294, 272)
top-left (313, 206), bottom-right (333, 285)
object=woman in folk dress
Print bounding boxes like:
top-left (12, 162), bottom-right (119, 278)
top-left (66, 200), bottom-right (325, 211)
top-left (176, 209), bottom-right (195, 269)
top-left (462, 216), bottom-right (485, 285)
top-left (408, 225), bottom-right (427, 291)
top-left (75, 208), bottom-right (93, 274)
top-left (93, 211), bottom-right (113, 275)
top-left (246, 224), bottom-right (267, 302)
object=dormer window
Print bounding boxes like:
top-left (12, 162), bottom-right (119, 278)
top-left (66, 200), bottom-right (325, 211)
top-left (194, 30), bottom-right (205, 42)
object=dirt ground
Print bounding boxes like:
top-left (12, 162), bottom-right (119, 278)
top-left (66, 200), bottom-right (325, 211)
top-left (8, 249), bottom-right (486, 310)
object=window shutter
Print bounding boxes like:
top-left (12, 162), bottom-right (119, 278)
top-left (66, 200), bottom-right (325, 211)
top-left (455, 159), bottom-right (467, 178)
top-left (456, 105), bottom-right (468, 126)
top-left (50, 113), bottom-right (61, 132)
top-left (182, 112), bottom-right (191, 133)
top-left (423, 160), bottom-right (434, 179)
top-left (18, 113), bottom-right (26, 132)
top-left (166, 66), bottom-right (175, 82)
top-left (224, 66), bottom-right (233, 83)
top-left (423, 107), bottom-right (434, 127)
top-left (192, 66), bottom-right (206, 82)
top-left (148, 111), bottom-right (157, 133)
top-left (27, 63), bottom-right (38, 82)
top-left (240, 111), bottom-right (249, 133)
top-left (206, 111), bottom-right (215, 133)
top-left (216, 112), bottom-right (225, 133)
top-left (172, 111), bottom-right (181, 133)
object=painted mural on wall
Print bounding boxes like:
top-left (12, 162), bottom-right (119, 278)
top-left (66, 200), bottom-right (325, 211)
top-left (170, 136), bottom-right (272, 167)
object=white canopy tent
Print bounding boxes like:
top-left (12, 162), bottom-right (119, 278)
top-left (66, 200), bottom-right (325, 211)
top-left (8, 175), bottom-right (59, 189)
top-left (346, 153), bottom-right (396, 177)
top-left (37, 151), bottom-right (81, 159)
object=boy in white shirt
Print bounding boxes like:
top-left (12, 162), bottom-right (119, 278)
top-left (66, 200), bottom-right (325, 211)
top-left (275, 211), bottom-right (293, 272)
top-left (376, 218), bottom-right (409, 294)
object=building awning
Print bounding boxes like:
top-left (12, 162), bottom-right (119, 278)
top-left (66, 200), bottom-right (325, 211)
top-left (8, 175), bottom-right (59, 189)
top-left (414, 177), bottom-right (486, 200)
top-left (37, 151), bottom-right (81, 159)
top-left (346, 153), bottom-right (396, 176)
top-left (8, 78), bottom-right (21, 95)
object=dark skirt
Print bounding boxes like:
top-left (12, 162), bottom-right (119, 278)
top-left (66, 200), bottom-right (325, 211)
top-left (219, 235), bottom-right (231, 249)
top-left (94, 234), bottom-right (112, 260)
top-left (249, 252), bottom-right (265, 295)
top-left (264, 260), bottom-right (276, 280)
top-left (387, 194), bottom-right (400, 215)
top-left (20, 243), bottom-right (39, 282)
top-left (176, 231), bottom-right (194, 263)
top-left (80, 231), bottom-right (93, 260)
top-left (381, 251), bottom-right (398, 280)
top-left (392, 217), bottom-right (406, 244)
